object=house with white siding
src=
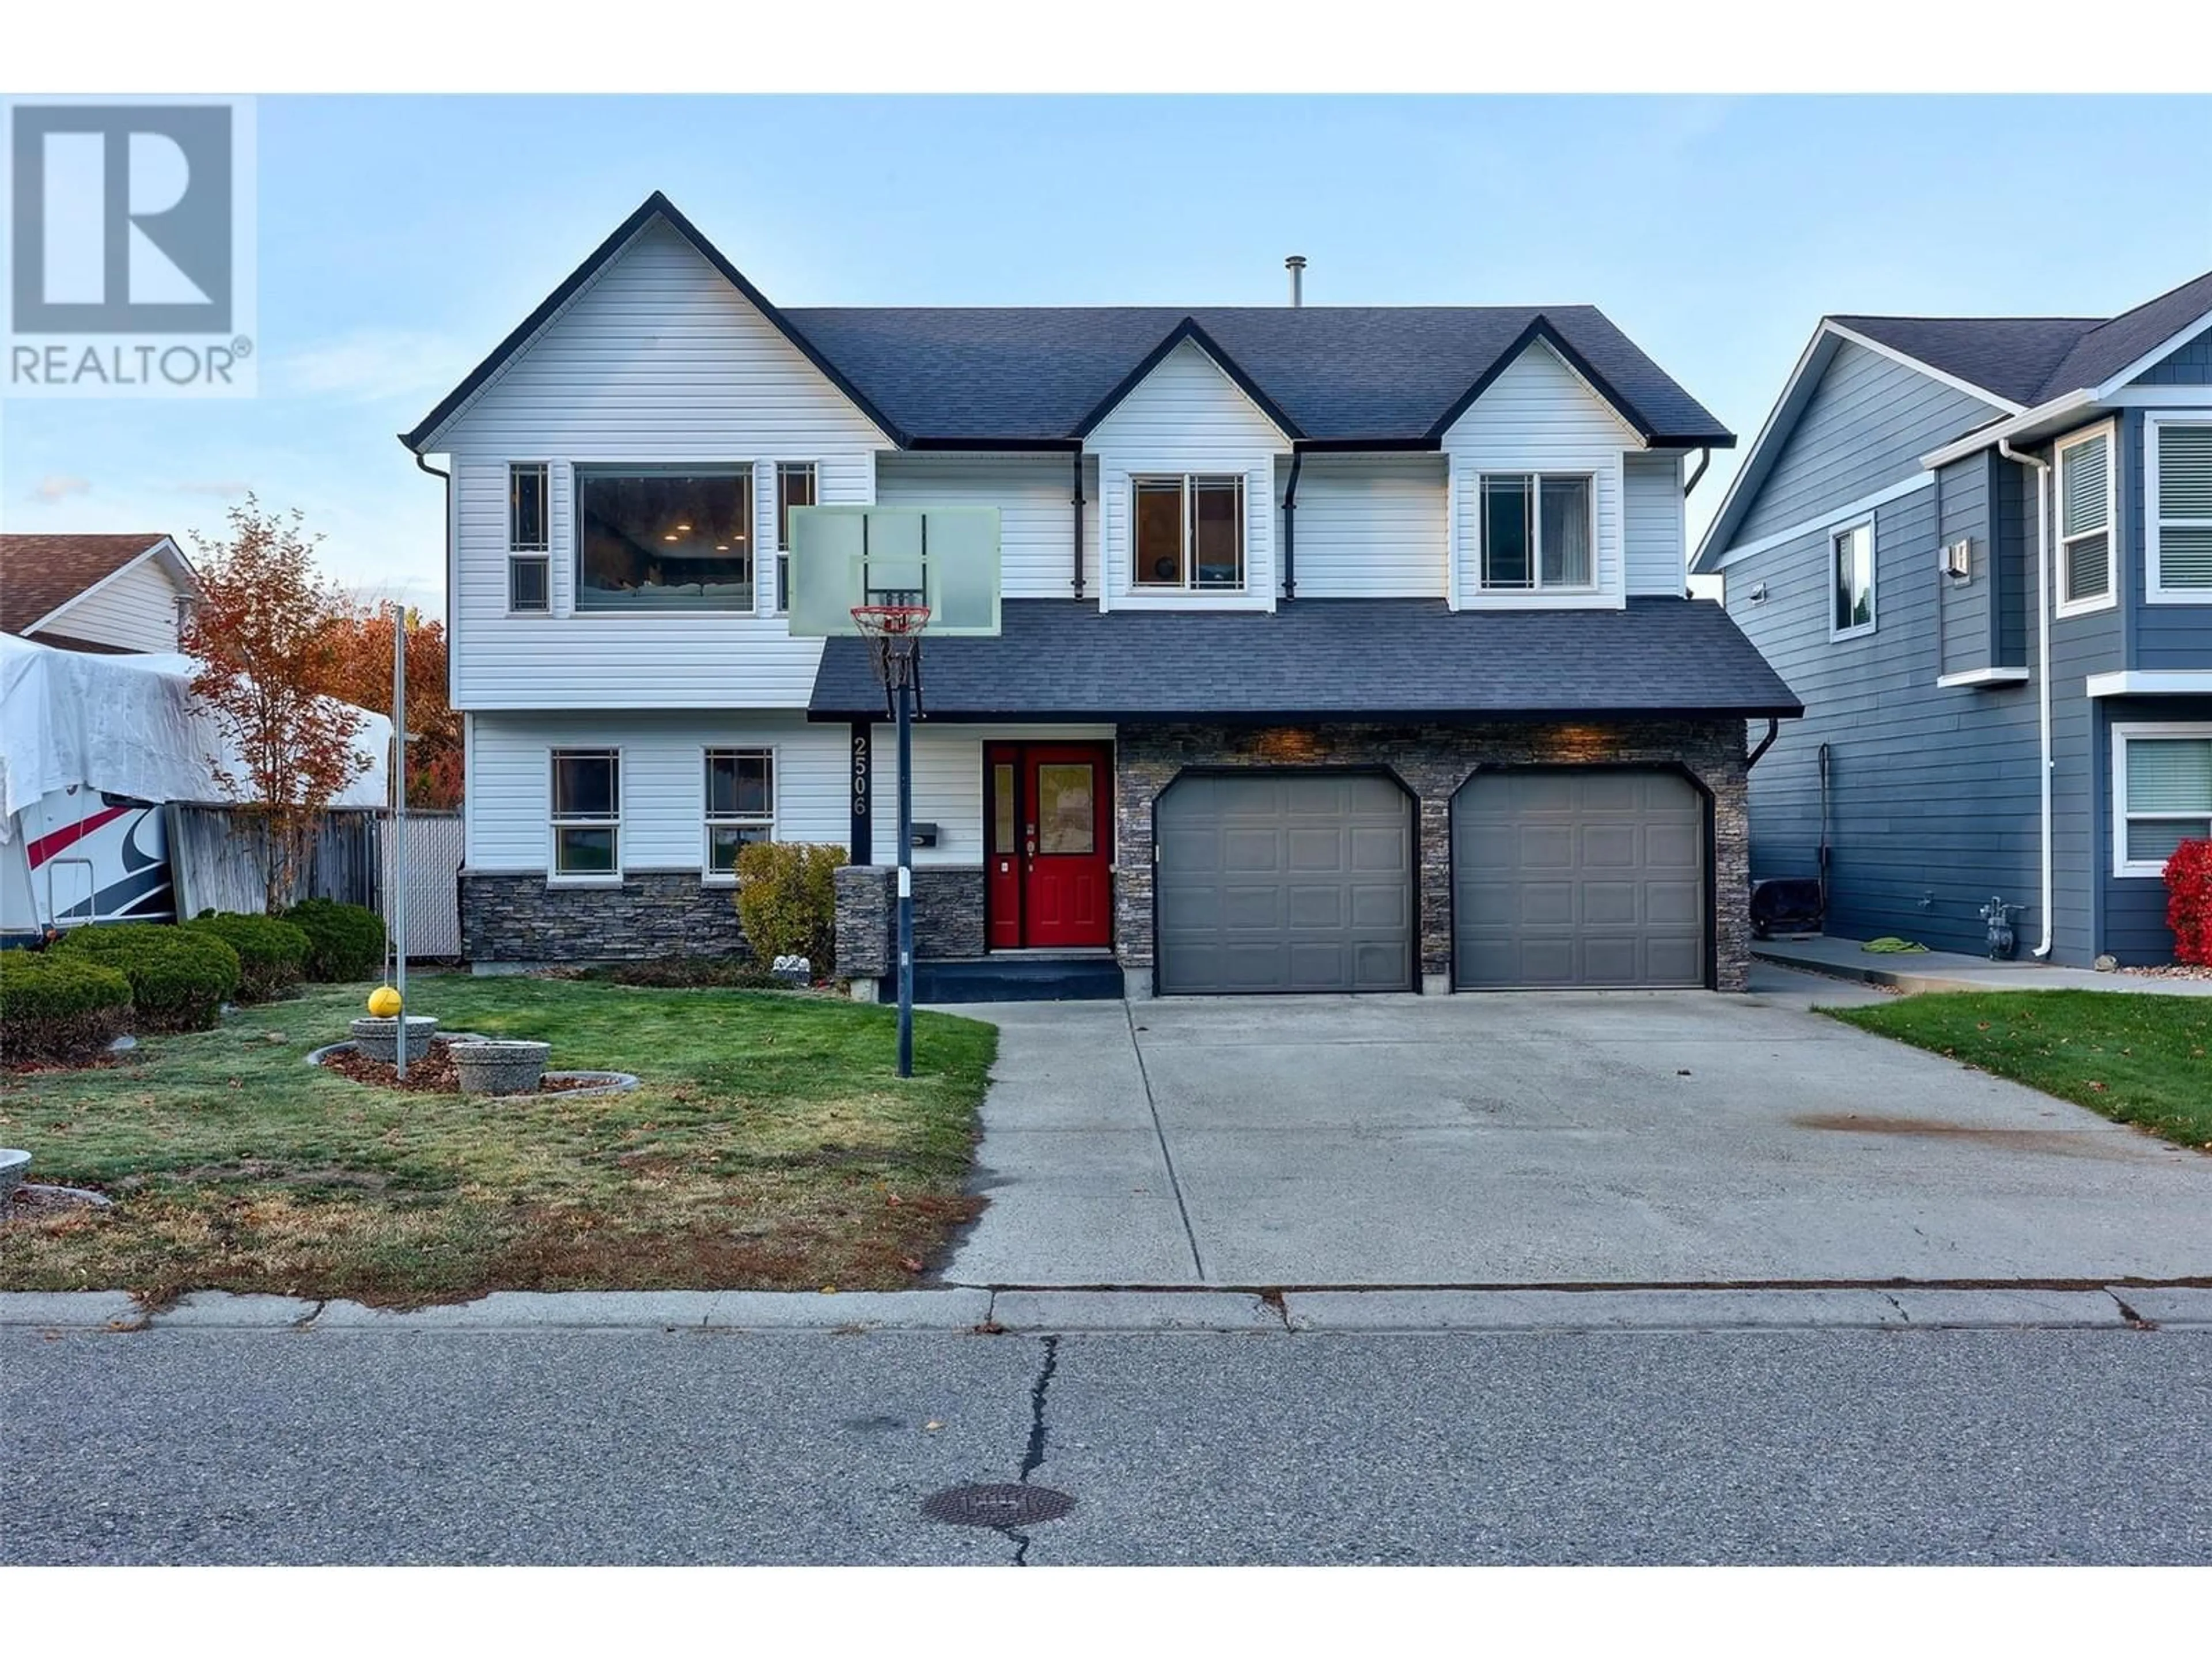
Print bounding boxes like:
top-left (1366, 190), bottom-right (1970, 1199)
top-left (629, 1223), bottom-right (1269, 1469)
top-left (404, 192), bottom-right (1798, 999)
top-left (0, 534), bottom-right (199, 656)
top-left (1694, 266), bottom-right (2212, 967)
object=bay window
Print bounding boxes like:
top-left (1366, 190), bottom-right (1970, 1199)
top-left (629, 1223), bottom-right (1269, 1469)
top-left (575, 467), bottom-right (753, 612)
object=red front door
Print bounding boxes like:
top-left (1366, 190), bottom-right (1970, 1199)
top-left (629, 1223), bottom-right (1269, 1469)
top-left (985, 744), bottom-right (1112, 950)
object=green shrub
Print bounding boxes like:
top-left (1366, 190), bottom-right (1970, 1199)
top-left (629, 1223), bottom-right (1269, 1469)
top-left (184, 911), bottom-right (313, 1002)
top-left (52, 923), bottom-right (239, 1033)
top-left (732, 842), bottom-right (847, 979)
top-left (282, 899), bottom-right (387, 982)
top-left (0, 949), bottom-right (135, 1065)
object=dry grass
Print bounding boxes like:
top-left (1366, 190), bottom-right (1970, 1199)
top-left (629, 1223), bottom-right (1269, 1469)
top-left (0, 975), bottom-right (996, 1304)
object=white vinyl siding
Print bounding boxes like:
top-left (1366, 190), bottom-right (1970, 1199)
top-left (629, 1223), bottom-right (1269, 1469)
top-left (433, 217), bottom-right (887, 710)
top-left (867, 722), bottom-right (1116, 868)
top-left (1288, 455), bottom-right (1448, 597)
top-left (2112, 724), bottom-right (2212, 876)
top-left (1622, 451), bottom-right (1688, 596)
top-left (1444, 340), bottom-right (1637, 611)
top-left (875, 452), bottom-right (1100, 599)
top-left (39, 554), bottom-right (188, 653)
top-left (466, 711), bottom-right (848, 874)
top-left (2146, 413), bottom-right (2212, 602)
top-left (1087, 339), bottom-right (1285, 611)
top-left (2054, 422), bottom-right (2117, 616)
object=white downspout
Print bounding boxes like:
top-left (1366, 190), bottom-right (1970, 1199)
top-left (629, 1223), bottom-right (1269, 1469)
top-left (1999, 438), bottom-right (2054, 959)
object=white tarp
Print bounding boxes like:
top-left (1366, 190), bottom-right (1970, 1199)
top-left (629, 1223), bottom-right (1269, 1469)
top-left (0, 631), bottom-right (390, 838)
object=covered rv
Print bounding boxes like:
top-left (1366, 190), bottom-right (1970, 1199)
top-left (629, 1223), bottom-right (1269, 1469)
top-left (0, 633), bottom-right (389, 941)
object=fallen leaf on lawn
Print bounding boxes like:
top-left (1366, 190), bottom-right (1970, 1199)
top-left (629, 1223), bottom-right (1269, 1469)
top-left (2088, 1081), bottom-right (2107, 1092)
top-left (925, 1420), bottom-right (943, 1432)
top-left (901, 1255), bottom-right (923, 1273)
top-left (819, 1284), bottom-right (838, 1295)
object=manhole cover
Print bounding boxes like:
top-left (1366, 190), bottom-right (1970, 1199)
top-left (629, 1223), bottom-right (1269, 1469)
top-left (920, 1483), bottom-right (1076, 1528)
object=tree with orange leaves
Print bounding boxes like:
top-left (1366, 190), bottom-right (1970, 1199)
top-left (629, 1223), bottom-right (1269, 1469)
top-left (313, 603), bottom-right (462, 810)
top-left (181, 498), bottom-right (370, 914)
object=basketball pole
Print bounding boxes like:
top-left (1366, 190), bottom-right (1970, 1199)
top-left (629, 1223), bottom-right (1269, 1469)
top-left (895, 654), bottom-right (915, 1080)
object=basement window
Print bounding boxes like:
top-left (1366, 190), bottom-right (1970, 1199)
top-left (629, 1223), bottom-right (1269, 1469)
top-left (550, 749), bottom-right (620, 878)
top-left (704, 748), bottom-right (776, 878)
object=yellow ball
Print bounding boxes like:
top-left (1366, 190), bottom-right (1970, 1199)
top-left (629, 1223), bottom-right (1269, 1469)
top-left (366, 986), bottom-right (403, 1018)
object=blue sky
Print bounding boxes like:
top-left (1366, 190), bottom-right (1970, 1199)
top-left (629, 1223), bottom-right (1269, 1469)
top-left (5, 94), bottom-right (2208, 605)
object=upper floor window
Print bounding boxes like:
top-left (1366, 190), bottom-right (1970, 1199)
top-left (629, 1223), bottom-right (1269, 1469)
top-left (1831, 520), bottom-right (1874, 638)
top-left (2113, 725), bottom-right (2212, 877)
top-left (704, 748), bottom-right (775, 877)
top-left (575, 467), bottom-right (752, 612)
top-left (2055, 425), bottom-right (2116, 615)
top-left (1132, 475), bottom-right (1245, 592)
top-left (2149, 416), bottom-right (2212, 601)
top-left (776, 463), bottom-right (816, 614)
top-left (550, 749), bottom-right (619, 878)
top-left (509, 463), bottom-right (550, 613)
top-left (1479, 474), bottom-right (1593, 592)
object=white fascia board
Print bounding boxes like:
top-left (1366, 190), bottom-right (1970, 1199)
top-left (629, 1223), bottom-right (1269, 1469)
top-left (1824, 321), bottom-right (2025, 415)
top-left (2086, 671), bottom-right (2212, 698)
top-left (1936, 666), bottom-right (2031, 688)
top-left (1700, 471), bottom-right (1934, 573)
top-left (1920, 390), bottom-right (2101, 469)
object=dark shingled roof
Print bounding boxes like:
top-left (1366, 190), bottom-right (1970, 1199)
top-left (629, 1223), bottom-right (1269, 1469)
top-left (808, 598), bottom-right (1800, 723)
top-left (1832, 266), bottom-right (2212, 407)
top-left (403, 193), bottom-right (1734, 452)
top-left (0, 533), bottom-right (176, 635)
top-left (784, 305), bottom-right (1733, 448)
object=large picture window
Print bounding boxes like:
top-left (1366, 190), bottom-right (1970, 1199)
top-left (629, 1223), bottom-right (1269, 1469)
top-left (1831, 520), bottom-right (1874, 637)
top-left (575, 468), bottom-right (752, 612)
top-left (1132, 475), bottom-right (1245, 592)
top-left (2114, 725), bottom-right (2212, 876)
top-left (2149, 415), bottom-right (2212, 601)
top-left (1479, 474), bottom-right (1594, 592)
top-left (2055, 424), bottom-right (2116, 615)
top-left (704, 748), bottom-right (775, 877)
top-left (550, 750), bottom-right (620, 877)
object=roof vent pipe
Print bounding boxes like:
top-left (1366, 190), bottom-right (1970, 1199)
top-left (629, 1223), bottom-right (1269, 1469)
top-left (1285, 255), bottom-right (1306, 308)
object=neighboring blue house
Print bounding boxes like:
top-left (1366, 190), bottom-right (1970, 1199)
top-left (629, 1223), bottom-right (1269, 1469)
top-left (1694, 268), bottom-right (2212, 966)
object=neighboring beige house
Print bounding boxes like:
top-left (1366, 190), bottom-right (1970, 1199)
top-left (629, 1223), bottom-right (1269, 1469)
top-left (0, 533), bottom-right (200, 655)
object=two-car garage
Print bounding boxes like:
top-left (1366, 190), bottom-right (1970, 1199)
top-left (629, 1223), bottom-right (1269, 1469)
top-left (1152, 767), bottom-right (1709, 995)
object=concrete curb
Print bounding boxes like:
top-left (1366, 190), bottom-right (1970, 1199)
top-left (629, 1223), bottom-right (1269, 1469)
top-left (1749, 947), bottom-right (2010, 996)
top-left (0, 1285), bottom-right (2187, 1335)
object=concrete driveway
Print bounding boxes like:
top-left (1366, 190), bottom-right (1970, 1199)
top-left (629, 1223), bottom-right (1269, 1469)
top-left (941, 968), bottom-right (2212, 1288)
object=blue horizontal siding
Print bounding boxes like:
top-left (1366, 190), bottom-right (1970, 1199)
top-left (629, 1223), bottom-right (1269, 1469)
top-left (2136, 332), bottom-right (2212, 385)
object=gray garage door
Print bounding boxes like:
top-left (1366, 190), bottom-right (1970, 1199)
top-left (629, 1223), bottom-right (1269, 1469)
top-left (1156, 772), bottom-right (1414, 995)
top-left (1453, 769), bottom-right (1705, 990)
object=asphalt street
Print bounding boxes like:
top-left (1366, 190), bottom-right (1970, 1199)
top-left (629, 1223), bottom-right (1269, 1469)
top-left (7, 1325), bottom-right (2210, 1565)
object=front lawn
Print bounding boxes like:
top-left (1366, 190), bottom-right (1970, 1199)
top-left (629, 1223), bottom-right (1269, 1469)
top-left (0, 976), bottom-right (997, 1304)
top-left (1827, 991), bottom-right (2212, 1150)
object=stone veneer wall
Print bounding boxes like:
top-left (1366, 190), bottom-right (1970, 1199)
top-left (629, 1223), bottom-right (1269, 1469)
top-left (831, 866), bottom-right (988, 978)
top-left (1112, 720), bottom-right (1753, 991)
top-left (462, 872), bottom-right (749, 963)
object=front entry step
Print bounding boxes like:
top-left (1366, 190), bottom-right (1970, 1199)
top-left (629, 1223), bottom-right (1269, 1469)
top-left (904, 955), bottom-right (1126, 1004)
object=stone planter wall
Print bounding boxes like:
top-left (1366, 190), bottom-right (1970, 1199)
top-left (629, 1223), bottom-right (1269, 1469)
top-left (832, 865), bottom-right (988, 979)
top-left (1112, 719), bottom-right (1753, 992)
top-left (461, 872), bottom-right (749, 965)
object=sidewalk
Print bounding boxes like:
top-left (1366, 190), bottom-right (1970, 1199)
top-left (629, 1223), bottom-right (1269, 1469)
top-left (1752, 933), bottom-right (2212, 996)
top-left (7, 1283), bottom-right (2209, 1334)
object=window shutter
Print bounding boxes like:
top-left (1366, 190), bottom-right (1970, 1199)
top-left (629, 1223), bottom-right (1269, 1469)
top-left (2157, 423), bottom-right (2212, 590)
top-left (2061, 434), bottom-right (2109, 536)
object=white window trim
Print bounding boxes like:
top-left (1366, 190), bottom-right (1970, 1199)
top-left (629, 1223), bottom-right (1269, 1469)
top-left (1828, 518), bottom-right (1876, 641)
top-left (2054, 421), bottom-right (2119, 619)
top-left (771, 460), bottom-right (819, 617)
top-left (1475, 470), bottom-right (1599, 595)
top-left (2145, 410), bottom-right (2212, 605)
top-left (2111, 721), bottom-right (2212, 878)
top-left (1127, 473), bottom-right (1248, 596)
top-left (548, 747), bottom-right (622, 885)
top-left (569, 462), bottom-right (759, 618)
top-left (702, 746), bottom-right (777, 885)
top-left (506, 460), bottom-right (552, 618)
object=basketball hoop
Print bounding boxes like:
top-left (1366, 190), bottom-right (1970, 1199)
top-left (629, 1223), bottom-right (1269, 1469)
top-left (851, 603), bottom-right (930, 713)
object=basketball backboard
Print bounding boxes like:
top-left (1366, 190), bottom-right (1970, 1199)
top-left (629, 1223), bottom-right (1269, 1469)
top-left (786, 506), bottom-right (1002, 637)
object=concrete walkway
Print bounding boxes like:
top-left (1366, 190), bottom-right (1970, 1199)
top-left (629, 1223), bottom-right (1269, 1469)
top-left (1755, 933), bottom-right (2212, 995)
top-left (940, 969), bottom-right (2212, 1289)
